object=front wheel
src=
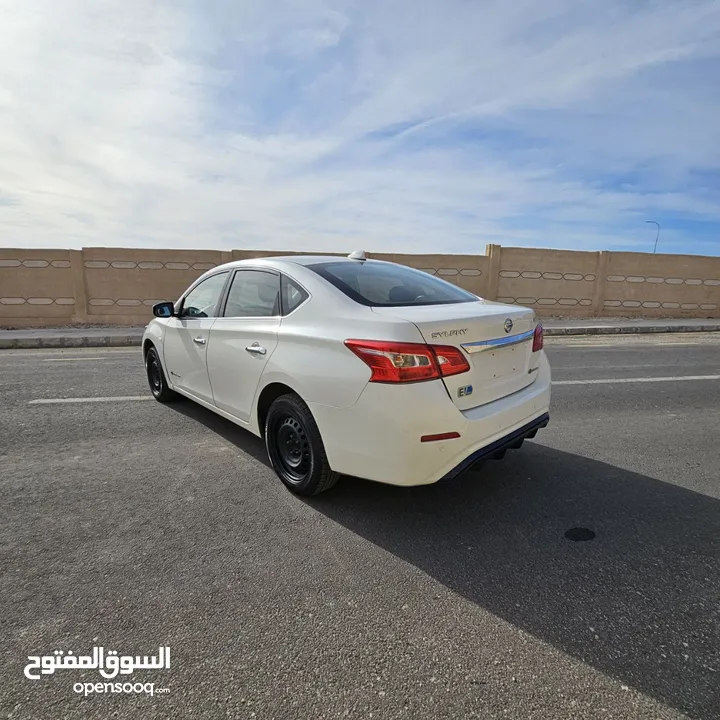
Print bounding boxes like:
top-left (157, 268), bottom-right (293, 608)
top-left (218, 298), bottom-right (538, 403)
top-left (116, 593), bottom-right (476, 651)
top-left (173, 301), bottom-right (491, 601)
top-left (145, 345), bottom-right (180, 403)
top-left (264, 394), bottom-right (339, 496)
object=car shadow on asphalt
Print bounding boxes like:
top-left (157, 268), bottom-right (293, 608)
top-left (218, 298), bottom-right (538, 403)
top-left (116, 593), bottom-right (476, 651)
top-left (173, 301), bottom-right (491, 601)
top-left (167, 400), bottom-right (272, 467)
top-left (308, 444), bottom-right (719, 720)
top-left (167, 400), bottom-right (718, 719)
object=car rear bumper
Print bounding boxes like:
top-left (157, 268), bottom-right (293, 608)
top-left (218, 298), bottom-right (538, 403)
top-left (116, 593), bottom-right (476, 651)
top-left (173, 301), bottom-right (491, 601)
top-left (440, 412), bottom-right (550, 481)
top-left (308, 351), bottom-right (551, 487)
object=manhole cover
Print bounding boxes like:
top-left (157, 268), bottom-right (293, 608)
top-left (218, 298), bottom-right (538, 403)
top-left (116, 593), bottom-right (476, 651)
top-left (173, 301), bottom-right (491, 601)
top-left (564, 527), bottom-right (596, 542)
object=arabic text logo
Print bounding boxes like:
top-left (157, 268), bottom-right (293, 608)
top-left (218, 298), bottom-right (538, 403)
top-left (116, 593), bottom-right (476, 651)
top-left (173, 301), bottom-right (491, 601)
top-left (24, 646), bottom-right (170, 681)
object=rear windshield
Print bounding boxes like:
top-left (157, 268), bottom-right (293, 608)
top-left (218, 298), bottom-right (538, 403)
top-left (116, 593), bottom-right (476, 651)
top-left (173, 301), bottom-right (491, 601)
top-left (307, 261), bottom-right (478, 307)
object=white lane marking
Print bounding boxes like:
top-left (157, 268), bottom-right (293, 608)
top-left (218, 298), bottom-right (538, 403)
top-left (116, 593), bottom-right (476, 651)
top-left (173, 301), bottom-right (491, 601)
top-left (29, 396), bottom-right (153, 405)
top-left (41, 357), bottom-right (109, 362)
top-left (551, 363), bottom-right (715, 370)
top-left (27, 373), bottom-right (720, 405)
top-left (548, 341), bottom-right (712, 348)
top-left (0, 349), bottom-right (138, 358)
top-left (553, 375), bottom-right (720, 386)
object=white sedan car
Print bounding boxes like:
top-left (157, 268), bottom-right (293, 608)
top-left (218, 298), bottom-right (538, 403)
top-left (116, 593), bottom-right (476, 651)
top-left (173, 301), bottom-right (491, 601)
top-left (142, 252), bottom-right (551, 495)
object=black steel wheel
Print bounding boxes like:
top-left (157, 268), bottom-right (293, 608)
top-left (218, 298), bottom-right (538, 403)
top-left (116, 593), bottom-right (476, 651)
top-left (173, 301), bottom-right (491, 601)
top-left (265, 394), bottom-right (339, 495)
top-left (145, 345), bottom-right (179, 403)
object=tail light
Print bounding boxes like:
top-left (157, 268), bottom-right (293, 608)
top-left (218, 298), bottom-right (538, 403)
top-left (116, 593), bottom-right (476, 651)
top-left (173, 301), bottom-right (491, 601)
top-left (433, 345), bottom-right (471, 377)
top-left (532, 323), bottom-right (544, 352)
top-left (344, 340), bottom-right (470, 383)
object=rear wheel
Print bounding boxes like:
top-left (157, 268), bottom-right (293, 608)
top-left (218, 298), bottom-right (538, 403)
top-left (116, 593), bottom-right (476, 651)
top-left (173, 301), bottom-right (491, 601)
top-left (265, 394), bottom-right (339, 496)
top-left (145, 345), bottom-right (179, 403)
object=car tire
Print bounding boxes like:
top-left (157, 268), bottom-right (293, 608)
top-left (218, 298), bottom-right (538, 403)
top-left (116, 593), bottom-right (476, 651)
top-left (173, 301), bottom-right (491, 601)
top-left (265, 394), bottom-right (339, 496)
top-left (145, 345), bottom-right (180, 403)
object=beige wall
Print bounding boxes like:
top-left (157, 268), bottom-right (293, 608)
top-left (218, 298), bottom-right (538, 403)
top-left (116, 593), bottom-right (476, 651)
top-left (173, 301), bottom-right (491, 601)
top-left (81, 247), bottom-right (230, 324)
top-left (495, 246), bottom-right (598, 317)
top-left (601, 251), bottom-right (720, 317)
top-left (1, 245), bottom-right (718, 327)
top-left (0, 249), bottom-right (77, 326)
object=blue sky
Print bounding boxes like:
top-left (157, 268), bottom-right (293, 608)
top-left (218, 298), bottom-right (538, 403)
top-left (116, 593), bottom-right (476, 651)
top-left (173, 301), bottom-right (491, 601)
top-left (1, 0), bottom-right (719, 255)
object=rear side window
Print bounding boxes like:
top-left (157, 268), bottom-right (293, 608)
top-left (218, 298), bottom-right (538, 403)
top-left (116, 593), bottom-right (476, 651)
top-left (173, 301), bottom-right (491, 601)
top-left (307, 261), bottom-right (478, 307)
top-left (223, 270), bottom-right (280, 318)
top-left (281, 275), bottom-right (309, 315)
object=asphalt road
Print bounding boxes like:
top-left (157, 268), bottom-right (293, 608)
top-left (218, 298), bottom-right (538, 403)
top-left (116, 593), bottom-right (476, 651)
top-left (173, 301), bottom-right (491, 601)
top-left (1, 334), bottom-right (719, 720)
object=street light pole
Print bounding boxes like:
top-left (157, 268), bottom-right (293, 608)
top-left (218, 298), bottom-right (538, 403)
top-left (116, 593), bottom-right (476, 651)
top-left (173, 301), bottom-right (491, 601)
top-left (646, 220), bottom-right (660, 254)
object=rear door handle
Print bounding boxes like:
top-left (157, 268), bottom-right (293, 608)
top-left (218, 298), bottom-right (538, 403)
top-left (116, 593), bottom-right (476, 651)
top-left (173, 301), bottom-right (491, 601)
top-left (245, 343), bottom-right (267, 356)
top-left (193, 336), bottom-right (206, 345)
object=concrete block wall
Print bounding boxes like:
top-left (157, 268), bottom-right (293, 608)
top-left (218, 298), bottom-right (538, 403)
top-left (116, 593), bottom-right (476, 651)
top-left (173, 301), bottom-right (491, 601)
top-left (1, 245), bottom-right (718, 327)
top-left (0, 249), bottom-right (77, 326)
top-left (600, 251), bottom-right (720, 317)
top-left (494, 246), bottom-right (598, 317)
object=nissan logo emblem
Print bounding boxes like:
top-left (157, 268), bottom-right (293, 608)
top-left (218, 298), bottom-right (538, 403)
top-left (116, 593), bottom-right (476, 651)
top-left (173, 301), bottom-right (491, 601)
top-left (504, 318), bottom-right (513, 333)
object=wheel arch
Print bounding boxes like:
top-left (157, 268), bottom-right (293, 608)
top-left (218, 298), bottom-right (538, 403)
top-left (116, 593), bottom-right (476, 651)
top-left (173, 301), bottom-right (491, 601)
top-left (256, 381), bottom-right (302, 438)
top-left (142, 327), bottom-right (172, 389)
top-left (142, 338), bottom-right (154, 358)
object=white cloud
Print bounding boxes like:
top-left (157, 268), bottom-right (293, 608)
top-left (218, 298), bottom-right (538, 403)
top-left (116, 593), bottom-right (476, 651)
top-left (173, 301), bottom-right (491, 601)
top-left (0, 0), bottom-right (719, 254)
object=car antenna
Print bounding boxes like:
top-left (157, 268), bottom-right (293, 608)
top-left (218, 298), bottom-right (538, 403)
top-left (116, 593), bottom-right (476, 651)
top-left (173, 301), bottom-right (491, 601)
top-left (348, 250), bottom-right (368, 262)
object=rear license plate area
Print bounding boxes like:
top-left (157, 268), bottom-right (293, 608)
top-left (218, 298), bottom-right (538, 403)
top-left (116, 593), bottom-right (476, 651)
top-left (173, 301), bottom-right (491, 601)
top-left (473, 345), bottom-right (523, 380)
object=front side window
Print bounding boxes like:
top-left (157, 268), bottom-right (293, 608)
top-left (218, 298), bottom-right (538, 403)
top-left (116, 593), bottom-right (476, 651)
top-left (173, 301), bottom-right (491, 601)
top-left (223, 270), bottom-right (280, 318)
top-left (179, 272), bottom-right (229, 318)
top-left (307, 261), bottom-right (478, 307)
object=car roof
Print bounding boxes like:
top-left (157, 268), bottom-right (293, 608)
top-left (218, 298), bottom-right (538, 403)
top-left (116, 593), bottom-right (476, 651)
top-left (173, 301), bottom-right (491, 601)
top-left (215, 253), bottom-right (386, 272)
top-left (271, 255), bottom-right (354, 266)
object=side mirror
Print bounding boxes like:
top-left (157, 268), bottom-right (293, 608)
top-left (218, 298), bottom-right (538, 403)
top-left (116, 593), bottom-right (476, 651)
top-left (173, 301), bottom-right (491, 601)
top-left (152, 301), bottom-right (175, 318)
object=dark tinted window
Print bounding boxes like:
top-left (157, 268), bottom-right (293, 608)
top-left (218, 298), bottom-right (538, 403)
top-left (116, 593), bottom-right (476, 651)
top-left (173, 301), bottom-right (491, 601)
top-left (223, 270), bottom-right (280, 318)
top-left (281, 275), bottom-right (309, 315)
top-left (308, 261), bottom-right (478, 307)
top-left (179, 272), bottom-right (229, 318)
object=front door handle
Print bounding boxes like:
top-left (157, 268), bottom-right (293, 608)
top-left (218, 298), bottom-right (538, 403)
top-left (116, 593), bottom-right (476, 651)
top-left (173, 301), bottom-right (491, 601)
top-left (245, 343), bottom-right (267, 356)
top-left (193, 336), bottom-right (206, 345)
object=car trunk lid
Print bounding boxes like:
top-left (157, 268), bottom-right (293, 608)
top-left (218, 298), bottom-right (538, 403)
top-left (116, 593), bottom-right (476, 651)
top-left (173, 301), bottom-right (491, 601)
top-left (372, 301), bottom-right (540, 410)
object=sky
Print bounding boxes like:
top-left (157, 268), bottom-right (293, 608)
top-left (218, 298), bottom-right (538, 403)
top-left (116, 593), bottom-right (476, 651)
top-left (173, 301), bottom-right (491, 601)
top-left (0, 0), bottom-right (719, 256)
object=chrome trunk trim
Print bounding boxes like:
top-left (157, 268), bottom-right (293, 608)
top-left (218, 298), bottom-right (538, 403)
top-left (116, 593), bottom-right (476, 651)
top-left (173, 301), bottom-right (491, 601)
top-left (461, 328), bottom-right (535, 354)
